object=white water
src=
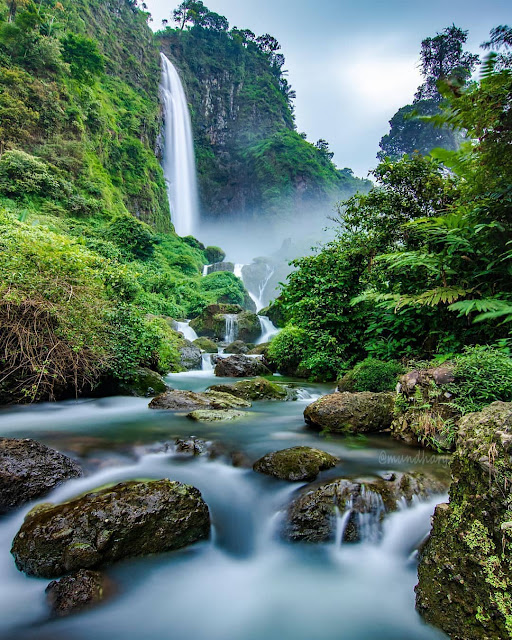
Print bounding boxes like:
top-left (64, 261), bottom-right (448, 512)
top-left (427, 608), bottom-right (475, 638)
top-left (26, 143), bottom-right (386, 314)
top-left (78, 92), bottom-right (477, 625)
top-left (234, 263), bottom-right (274, 312)
top-left (160, 53), bottom-right (199, 237)
top-left (224, 314), bottom-right (238, 343)
top-left (203, 264), bottom-right (211, 277)
top-left (201, 353), bottom-right (214, 371)
top-left (174, 320), bottom-right (198, 342)
top-left (257, 316), bottom-right (281, 344)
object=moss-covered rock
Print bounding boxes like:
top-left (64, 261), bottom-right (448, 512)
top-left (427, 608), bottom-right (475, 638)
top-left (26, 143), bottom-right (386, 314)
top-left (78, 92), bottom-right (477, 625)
top-left (204, 246), bottom-right (226, 264)
top-left (0, 439), bottom-right (82, 514)
top-left (236, 311), bottom-right (261, 343)
top-left (253, 446), bottom-right (339, 482)
top-left (224, 340), bottom-right (250, 354)
top-left (285, 472), bottom-right (448, 543)
top-left (304, 392), bottom-right (395, 434)
top-left (392, 366), bottom-right (458, 452)
top-left (149, 389), bottom-right (251, 411)
top-left (178, 340), bottom-right (202, 371)
top-left (193, 337), bottom-right (218, 353)
top-left (208, 377), bottom-right (294, 401)
top-left (416, 402), bottom-right (512, 640)
top-left (187, 409), bottom-right (250, 422)
top-left (11, 479), bottom-right (210, 578)
top-left (118, 368), bottom-right (169, 397)
top-left (215, 355), bottom-right (272, 378)
top-left (46, 569), bottom-right (114, 618)
top-left (248, 343), bottom-right (269, 356)
top-left (190, 304), bottom-right (243, 339)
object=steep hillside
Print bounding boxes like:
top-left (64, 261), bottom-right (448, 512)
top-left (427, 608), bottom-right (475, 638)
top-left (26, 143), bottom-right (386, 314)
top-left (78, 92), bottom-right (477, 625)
top-left (158, 21), bottom-right (370, 217)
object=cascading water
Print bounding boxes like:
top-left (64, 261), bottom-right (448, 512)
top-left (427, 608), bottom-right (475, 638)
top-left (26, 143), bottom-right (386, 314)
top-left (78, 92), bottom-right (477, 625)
top-left (224, 314), bottom-right (238, 343)
top-left (174, 320), bottom-right (199, 342)
top-left (160, 53), bottom-right (199, 237)
top-left (257, 316), bottom-right (281, 344)
top-left (234, 263), bottom-right (275, 312)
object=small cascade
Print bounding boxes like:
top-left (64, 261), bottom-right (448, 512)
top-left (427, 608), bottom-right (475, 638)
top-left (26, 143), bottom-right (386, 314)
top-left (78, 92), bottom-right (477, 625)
top-left (224, 314), bottom-right (238, 343)
top-left (334, 504), bottom-right (353, 548)
top-left (201, 353), bottom-right (214, 371)
top-left (174, 320), bottom-right (198, 343)
top-left (256, 316), bottom-right (280, 344)
top-left (202, 264), bottom-right (211, 277)
top-left (354, 487), bottom-right (387, 544)
top-left (234, 264), bottom-right (244, 279)
top-left (160, 53), bottom-right (199, 237)
top-left (234, 263), bottom-right (274, 312)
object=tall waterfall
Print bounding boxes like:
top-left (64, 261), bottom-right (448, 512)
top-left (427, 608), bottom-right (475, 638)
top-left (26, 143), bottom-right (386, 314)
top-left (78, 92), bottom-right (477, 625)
top-left (160, 53), bottom-right (199, 237)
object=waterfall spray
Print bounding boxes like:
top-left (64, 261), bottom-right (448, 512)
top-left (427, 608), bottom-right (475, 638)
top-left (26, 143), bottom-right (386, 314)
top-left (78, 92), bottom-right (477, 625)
top-left (160, 53), bottom-right (199, 237)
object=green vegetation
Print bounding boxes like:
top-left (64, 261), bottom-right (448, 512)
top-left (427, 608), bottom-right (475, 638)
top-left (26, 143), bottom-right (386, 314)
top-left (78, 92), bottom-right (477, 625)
top-left (157, 5), bottom-right (370, 216)
top-left (272, 25), bottom-right (512, 381)
top-left (0, 0), bottom-right (254, 403)
top-left (339, 359), bottom-right (404, 393)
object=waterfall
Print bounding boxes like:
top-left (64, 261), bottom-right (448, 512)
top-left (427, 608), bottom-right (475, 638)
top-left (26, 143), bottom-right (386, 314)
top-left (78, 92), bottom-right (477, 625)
top-left (202, 264), bottom-right (211, 277)
top-left (234, 263), bottom-right (274, 312)
top-left (201, 353), bottom-right (214, 371)
top-left (174, 320), bottom-right (198, 342)
top-left (160, 53), bottom-right (199, 237)
top-left (224, 314), bottom-right (238, 343)
top-left (256, 316), bottom-right (280, 344)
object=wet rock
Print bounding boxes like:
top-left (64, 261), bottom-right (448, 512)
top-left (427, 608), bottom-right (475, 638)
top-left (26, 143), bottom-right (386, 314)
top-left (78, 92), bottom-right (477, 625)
top-left (416, 402), bottom-right (512, 640)
top-left (248, 343), bottom-right (269, 356)
top-left (392, 365), bottom-right (458, 451)
top-left (148, 389), bottom-right (250, 411)
top-left (208, 377), bottom-right (294, 401)
top-left (205, 261), bottom-right (234, 273)
top-left (187, 409), bottom-right (250, 422)
top-left (284, 472), bottom-right (447, 543)
top-left (175, 438), bottom-right (208, 455)
top-left (231, 451), bottom-right (252, 468)
top-left (204, 246), bottom-right (226, 264)
top-left (235, 311), bottom-right (261, 343)
top-left (117, 368), bottom-right (169, 397)
top-left (179, 340), bottom-right (202, 371)
top-left (0, 439), bottom-right (82, 514)
top-left (304, 392), bottom-right (395, 434)
top-left (46, 569), bottom-right (115, 618)
top-left (224, 340), bottom-right (250, 354)
top-left (215, 355), bottom-right (272, 378)
top-left (11, 479), bottom-right (210, 578)
top-left (190, 304), bottom-right (243, 339)
top-left (253, 446), bottom-right (339, 482)
top-left (193, 337), bottom-right (218, 353)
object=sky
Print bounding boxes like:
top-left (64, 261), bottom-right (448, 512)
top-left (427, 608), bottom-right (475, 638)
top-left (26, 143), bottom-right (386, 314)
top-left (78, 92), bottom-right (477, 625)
top-left (145, 0), bottom-right (510, 178)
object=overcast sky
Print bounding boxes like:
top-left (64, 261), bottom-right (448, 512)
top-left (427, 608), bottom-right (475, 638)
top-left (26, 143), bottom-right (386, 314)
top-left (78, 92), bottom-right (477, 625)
top-left (145, 0), bottom-right (510, 177)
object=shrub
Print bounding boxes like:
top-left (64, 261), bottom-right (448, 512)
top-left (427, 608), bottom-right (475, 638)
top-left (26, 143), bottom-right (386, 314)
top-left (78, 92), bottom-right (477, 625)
top-left (339, 358), bottom-right (404, 392)
top-left (0, 150), bottom-right (61, 198)
top-left (447, 346), bottom-right (512, 414)
top-left (267, 325), bottom-right (308, 373)
top-left (107, 214), bottom-right (156, 260)
top-left (205, 245), bottom-right (226, 263)
top-left (200, 271), bottom-right (246, 306)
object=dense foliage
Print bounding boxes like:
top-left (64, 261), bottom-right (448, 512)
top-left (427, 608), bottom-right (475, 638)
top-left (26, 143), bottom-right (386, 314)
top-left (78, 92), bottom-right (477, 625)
top-left (157, 6), bottom-right (370, 217)
top-left (272, 27), bottom-right (512, 381)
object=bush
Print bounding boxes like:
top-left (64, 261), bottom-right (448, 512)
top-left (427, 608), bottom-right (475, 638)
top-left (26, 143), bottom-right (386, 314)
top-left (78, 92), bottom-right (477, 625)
top-left (339, 358), bottom-right (404, 392)
top-left (447, 346), bottom-right (512, 414)
top-left (205, 245), bottom-right (226, 263)
top-left (200, 271), bottom-right (246, 306)
top-left (107, 214), bottom-right (156, 260)
top-left (0, 150), bottom-right (61, 198)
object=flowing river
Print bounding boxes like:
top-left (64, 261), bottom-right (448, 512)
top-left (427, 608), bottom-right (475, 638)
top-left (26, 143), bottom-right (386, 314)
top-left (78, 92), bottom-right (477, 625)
top-left (0, 365), bottom-right (449, 640)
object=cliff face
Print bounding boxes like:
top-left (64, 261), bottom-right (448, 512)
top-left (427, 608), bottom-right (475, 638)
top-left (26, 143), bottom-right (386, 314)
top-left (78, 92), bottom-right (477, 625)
top-left (158, 27), bottom-right (370, 218)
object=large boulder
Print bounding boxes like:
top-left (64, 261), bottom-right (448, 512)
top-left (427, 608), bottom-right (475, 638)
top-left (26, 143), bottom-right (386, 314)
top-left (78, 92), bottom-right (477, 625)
top-left (253, 446), bottom-right (339, 482)
top-left (46, 569), bottom-right (114, 618)
top-left (190, 304), bottom-right (243, 339)
top-left (392, 366), bottom-right (458, 451)
top-left (208, 377), bottom-right (294, 401)
top-left (118, 368), bottom-right (169, 397)
top-left (11, 479), bottom-right (210, 578)
top-left (416, 402), bottom-right (512, 640)
top-left (304, 392), bottom-right (395, 434)
top-left (179, 340), bottom-right (202, 371)
top-left (0, 439), bottom-right (82, 514)
top-left (285, 472), bottom-right (448, 543)
top-left (148, 389), bottom-right (250, 411)
top-left (193, 337), bottom-right (218, 353)
top-left (224, 340), bottom-right (250, 354)
top-left (236, 311), bottom-right (261, 343)
top-left (215, 355), bottom-right (272, 378)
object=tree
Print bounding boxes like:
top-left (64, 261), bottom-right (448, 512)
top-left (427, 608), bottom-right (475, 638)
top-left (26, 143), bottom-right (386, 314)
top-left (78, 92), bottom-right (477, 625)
top-left (315, 139), bottom-right (334, 160)
top-left (172, 1), bottom-right (208, 30)
top-left (415, 25), bottom-right (479, 102)
top-left (61, 32), bottom-right (105, 81)
top-left (201, 11), bottom-right (228, 32)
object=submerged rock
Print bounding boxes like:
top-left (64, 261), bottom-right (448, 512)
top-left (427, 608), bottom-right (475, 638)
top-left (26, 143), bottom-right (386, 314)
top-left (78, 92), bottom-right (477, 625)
top-left (193, 337), bottom-right (218, 353)
top-left (0, 439), bottom-right (82, 514)
top-left (148, 389), bottom-right (250, 411)
top-left (175, 438), bottom-right (209, 455)
top-left (187, 409), bottom-right (250, 422)
top-left (416, 402), bottom-right (512, 639)
top-left (208, 377), bottom-right (293, 401)
top-left (304, 392), bottom-right (395, 434)
top-left (284, 472), bottom-right (447, 543)
top-left (11, 479), bottom-right (210, 578)
top-left (253, 446), bottom-right (339, 482)
top-left (178, 340), bottom-right (202, 371)
top-left (46, 569), bottom-right (114, 618)
top-left (215, 355), bottom-right (272, 378)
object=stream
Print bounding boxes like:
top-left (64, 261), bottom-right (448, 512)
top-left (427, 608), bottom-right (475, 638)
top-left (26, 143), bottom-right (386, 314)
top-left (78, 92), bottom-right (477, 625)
top-left (0, 365), bottom-right (449, 640)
